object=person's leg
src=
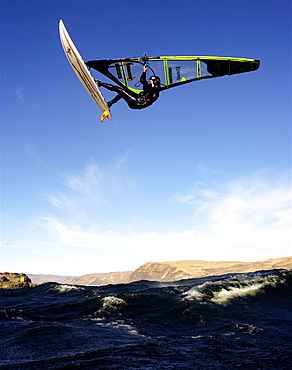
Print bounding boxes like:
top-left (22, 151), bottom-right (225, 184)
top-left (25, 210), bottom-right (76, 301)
top-left (95, 80), bottom-right (138, 108)
top-left (107, 94), bottom-right (122, 108)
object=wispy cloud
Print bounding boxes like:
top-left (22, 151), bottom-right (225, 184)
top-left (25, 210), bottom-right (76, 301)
top-left (38, 169), bottom-right (291, 264)
top-left (114, 149), bottom-right (132, 175)
top-left (173, 170), bottom-right (291, 230)
top-left (16, 84), bottom-right (24, 101)
top-left (44, 192), bottom-right (76, 211)
top-left (45, 154), bottom-right (134, 210)
top-left (65, 162), bottom-right (105, 202)
top-left (25, 145), bottom-right (46, 166)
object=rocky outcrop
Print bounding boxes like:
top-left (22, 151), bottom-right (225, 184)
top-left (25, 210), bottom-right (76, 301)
top-left (0, 273), bottom-right (37, 289)
top-left (128, 262), bottom-right (192, 282)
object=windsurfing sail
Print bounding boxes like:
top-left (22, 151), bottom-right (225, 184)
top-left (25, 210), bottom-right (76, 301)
top-left (86, 56), bottom-right (260, 94)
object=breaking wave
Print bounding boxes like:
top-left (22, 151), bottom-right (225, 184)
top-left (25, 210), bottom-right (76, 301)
top-left (183, 271), bottom-right (285, 305)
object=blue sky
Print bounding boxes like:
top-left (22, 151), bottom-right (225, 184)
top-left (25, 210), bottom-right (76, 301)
top-left (1, 1), bottom-right (291, 276)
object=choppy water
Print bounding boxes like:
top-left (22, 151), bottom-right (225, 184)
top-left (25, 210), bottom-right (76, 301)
top-left (1, 269), bottom-right (291, 369)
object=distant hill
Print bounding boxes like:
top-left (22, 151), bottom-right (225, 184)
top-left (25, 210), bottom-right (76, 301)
top-left (64, 271), bottom-right (132, 286)
top-left (28, 274), bottom-right (69, 284)
top-left (128, 257), bottom-right (292, 282)
top-left (63, 257), bottom-right (291, 286)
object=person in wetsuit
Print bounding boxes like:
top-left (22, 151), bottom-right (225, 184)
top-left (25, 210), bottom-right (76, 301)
top-left (95, 66), bottom-right (160, 110)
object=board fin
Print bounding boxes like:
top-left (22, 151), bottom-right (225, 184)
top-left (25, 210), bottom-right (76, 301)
top-left (100, 110), bottom-right (110, 122)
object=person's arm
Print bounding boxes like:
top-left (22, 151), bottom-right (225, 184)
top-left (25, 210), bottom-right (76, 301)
top-left (140, 66), bottom-right (148, 87)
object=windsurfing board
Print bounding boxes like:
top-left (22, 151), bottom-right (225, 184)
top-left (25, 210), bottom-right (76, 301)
top-left (59, 20), bottom-right (112, 122)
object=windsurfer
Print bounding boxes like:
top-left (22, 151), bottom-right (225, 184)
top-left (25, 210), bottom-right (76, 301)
top-left (95, 66), bottom-right (160, 110)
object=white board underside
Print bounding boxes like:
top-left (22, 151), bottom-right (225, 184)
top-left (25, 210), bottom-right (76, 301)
top-left (59, 20), bottom-right (112, 120)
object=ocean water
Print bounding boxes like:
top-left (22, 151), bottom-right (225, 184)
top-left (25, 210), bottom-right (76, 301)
top-left (0, 269), bottom-right (291, 369)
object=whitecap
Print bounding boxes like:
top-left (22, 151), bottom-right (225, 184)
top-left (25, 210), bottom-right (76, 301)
top-left (182, 288), bottom-right (204, 301)
top-left (99, 296), bottom-right (127, 312)
top-left (211, 283), bottom-right (262, 304)
top-left (52, 284), bottom-right (84, 293)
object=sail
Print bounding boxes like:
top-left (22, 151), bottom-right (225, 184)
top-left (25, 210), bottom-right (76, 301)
top-left (86, 56), bottom-right (260, 93)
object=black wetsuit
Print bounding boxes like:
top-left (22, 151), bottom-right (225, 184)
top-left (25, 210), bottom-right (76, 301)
top-left (97, 71), bottom-right (160, 110)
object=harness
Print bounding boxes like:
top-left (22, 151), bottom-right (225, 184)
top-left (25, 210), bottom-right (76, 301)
top-left (137, 96), bottom-right (152, 108)
top-left (137, 90), bottom-right (158, 109)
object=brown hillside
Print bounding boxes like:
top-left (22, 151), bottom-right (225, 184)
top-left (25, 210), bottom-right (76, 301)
top-left (63, 257), bottom-right (291, 286)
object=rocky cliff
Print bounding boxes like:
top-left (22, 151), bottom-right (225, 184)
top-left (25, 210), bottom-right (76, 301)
top-left (63, 257), bottom-right (291, 286)
top-left (128, 262), bottom-right (192, 282)
top-left (0, 272), bottom-right (37, 289)
top-left (128, 257), bottom-right (292, 282)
